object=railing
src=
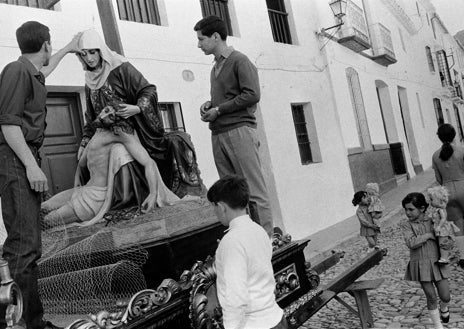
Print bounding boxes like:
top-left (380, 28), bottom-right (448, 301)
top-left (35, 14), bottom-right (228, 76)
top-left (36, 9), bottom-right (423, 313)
top-left (452, 83), bottom-right (463, 99)
top-left (338, 0), bottom-right (370, 45)
top-left (268, 8), bottom-right (292, 44)
top-left (370, 23), bottom-right (396, 59)
top-left (436, 50), bottom-right (453, 88)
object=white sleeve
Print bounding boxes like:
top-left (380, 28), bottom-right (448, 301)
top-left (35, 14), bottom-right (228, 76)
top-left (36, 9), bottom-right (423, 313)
top-left (216, 238), bottom-right (249, 329)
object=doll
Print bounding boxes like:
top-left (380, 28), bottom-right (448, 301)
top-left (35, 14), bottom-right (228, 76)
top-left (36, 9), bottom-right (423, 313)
top-left (426, 186), bottom-right (460, 264)
top-left (352, 191), bottom-right (380, 250)
top-left (365, 182), bottom-right (385, 220)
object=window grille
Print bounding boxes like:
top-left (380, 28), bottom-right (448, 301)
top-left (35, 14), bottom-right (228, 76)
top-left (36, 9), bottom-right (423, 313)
top-left (436, 50), bottom-right (452, 87)
top-left (455, 105), bottom-right (464, 141)
top-left (116, 0), bottom-right (161, 25)
top-left (425, 46), bottom-right (435, 72)
top-left (433, 98), bottom-right (444, 126)
top-left (291, 104), bottom-right (312, 164)
top-left (266, 0), bottom-right (292, 44)
top-left (346, 67), bottom-right (372, 151)
top-left (199, 0), bottom-right (233, 36)
top-left (0, 0), bottom-right (54, 9)
top-left (159, 103), bottom-right (185, 132)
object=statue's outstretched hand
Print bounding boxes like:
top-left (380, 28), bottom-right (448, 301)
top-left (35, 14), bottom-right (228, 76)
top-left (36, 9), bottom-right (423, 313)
top-left (141, 194), bottom-right (157, 213)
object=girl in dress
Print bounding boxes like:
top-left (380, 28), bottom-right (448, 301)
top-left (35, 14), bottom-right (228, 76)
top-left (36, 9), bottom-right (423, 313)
top-left (352, 191), bottom-right (380, 250)
top-left (401, 192), bottom-right (451, 329)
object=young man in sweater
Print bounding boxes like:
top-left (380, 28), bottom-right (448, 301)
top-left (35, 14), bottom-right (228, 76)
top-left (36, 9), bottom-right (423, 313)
top-left (207, 175), bottom-right (287, 329)
top-left (194, 15), bottom-right (274, 237)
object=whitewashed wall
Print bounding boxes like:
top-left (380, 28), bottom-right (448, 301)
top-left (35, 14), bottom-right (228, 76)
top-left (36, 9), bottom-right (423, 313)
top-left (0, 0), bottom-right (459, 240)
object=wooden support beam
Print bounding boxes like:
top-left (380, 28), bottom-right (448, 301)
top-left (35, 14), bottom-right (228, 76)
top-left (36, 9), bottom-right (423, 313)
top-left (96, 0), bottom-right (124, 55)
top-left (309, 250), bottom-right (345, 275)
top-left (320, 248), bottom-right (386, 294)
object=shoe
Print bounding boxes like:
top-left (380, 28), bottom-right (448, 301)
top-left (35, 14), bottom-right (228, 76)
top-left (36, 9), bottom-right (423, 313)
top-left (440, 308), bottom-right (450, 323)
top-left (44, 321), bottom-right (64, 329)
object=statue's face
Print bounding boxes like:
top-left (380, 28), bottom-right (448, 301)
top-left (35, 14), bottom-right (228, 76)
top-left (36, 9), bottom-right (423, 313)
top-left (97, 105), bottom-right (117, 127)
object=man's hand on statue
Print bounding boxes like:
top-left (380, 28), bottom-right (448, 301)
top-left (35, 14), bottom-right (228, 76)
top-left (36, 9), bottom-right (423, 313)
top-left (141, 194), bottom-right (157, 213)
top-left (201, 107), bottom-right (219, 122)
top-left (65, 32), bottom-right (84, 55)
top-left (116, 104), bottom-right (141, 119)
top-left (26, 166), bottom-right (48, 192)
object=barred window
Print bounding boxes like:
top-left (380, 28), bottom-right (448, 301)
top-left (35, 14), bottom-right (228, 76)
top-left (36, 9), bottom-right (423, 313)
top-left (291, 104), bottom-right (312, 164)
top-left (425, 46), bottom-right (435, 72)
top-left (436, 50), bottom-right (452, 87)
top-left (159, 103), bottom-right (185, 132)
top-left (266, 0), bottom-right (292, 44)
top-left (199, 0), bottom-right (233, 36)
top-left (0, 0), bottom-right (56, 9)
top-left (116, 0), bottom-right (161, 25)
top-left (455, 105), bottom-right (464, 141)
top-left (433, 98), bottom-right (444, 126)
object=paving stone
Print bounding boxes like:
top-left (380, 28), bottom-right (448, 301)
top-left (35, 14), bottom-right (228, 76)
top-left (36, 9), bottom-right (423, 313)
top-left (299, 216), bottom-right (463, 329)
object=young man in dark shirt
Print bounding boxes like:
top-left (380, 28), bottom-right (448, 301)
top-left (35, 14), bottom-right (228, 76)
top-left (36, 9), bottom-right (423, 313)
top-left (0, 21), bottom-right (80, 329)
top-left (194, 15), bottom-right (274, 236)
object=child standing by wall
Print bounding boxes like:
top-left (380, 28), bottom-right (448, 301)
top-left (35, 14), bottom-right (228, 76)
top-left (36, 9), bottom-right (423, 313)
top-left (352, 191), bottom-right (380, 251)
top-left (426, 186), bottom-right (460, 264)
top-left (401, 192), bottom-right (451, 329)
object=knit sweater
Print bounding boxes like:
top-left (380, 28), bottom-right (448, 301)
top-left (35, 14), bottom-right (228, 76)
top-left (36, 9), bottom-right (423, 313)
top-left (209, 50), bottom-right (260, 134)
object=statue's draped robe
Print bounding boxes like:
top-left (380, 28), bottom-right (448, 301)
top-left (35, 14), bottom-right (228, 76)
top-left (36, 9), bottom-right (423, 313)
top-left (80, 62), bottom-right (204, 210)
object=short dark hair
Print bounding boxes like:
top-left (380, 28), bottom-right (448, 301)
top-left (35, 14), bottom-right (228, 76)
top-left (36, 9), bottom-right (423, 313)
top-left (193, 15), bottom-right (227, 40)
top-left (352, 191), bottom-right (367, 206)
top-left (401, 192), bottom-right (428, 211)
top-left (207, 175), bottom-right (249, 209)
top-left (16, 21), bottom-right (50, 54)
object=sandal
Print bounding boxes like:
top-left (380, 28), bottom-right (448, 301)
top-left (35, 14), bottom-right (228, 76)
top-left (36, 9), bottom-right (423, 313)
top-left (440, 308), bottom-right (450, 323)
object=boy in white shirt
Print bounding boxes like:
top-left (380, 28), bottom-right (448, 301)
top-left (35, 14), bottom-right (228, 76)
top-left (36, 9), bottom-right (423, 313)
top-left (207, 175), bottom-right (287, 329)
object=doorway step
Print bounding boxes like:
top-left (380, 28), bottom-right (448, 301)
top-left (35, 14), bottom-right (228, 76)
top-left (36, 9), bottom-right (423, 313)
top-left (395, 173), bottom-right (408, 186)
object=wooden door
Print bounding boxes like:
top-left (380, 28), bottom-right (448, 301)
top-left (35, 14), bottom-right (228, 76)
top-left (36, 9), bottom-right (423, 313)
top-left (41, 93), bottom-right (83, 196)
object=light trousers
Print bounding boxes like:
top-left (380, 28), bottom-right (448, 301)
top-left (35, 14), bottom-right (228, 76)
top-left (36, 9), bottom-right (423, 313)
top-left (212, 126), bottom-right (273, 236)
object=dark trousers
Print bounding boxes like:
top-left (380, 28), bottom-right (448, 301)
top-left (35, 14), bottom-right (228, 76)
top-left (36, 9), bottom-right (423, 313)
top-left (0, 145), bottom-right (44, 329)
top-left (270, 315), bottom-right (288, 329)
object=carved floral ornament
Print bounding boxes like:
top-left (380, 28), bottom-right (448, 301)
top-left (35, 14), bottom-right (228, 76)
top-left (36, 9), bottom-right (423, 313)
top-left (65, 233), bottom-right (294, 329)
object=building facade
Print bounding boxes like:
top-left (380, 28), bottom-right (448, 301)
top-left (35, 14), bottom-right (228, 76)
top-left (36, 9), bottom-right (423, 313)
top-left (0, 0), bottom-right (463, 240)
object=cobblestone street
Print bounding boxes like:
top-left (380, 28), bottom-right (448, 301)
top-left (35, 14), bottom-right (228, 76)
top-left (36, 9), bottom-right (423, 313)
top-left (302, 213), bottom-right (464, 329)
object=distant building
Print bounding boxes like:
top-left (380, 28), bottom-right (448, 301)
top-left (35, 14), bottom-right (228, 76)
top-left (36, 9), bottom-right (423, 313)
top-left (0, 0), bottom-right (463, 240)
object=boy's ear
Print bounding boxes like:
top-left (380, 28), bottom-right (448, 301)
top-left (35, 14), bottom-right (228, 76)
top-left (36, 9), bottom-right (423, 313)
top-left (42, 41), bottom-right (50, 53)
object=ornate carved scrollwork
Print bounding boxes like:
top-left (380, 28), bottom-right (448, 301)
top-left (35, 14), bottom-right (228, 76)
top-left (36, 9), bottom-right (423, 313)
top-left (0, 259), bottom-right (23, 329)
top-left (274, 264), bottom-right (301, 301)
top-left (67, 276), bottom-right (183, 329)
top-left (305, 269), bottom-right (320, 290)
top-left (272, 230), bottom-right (292, 251)
top-left (189, 256), bottom-right (223, 329)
